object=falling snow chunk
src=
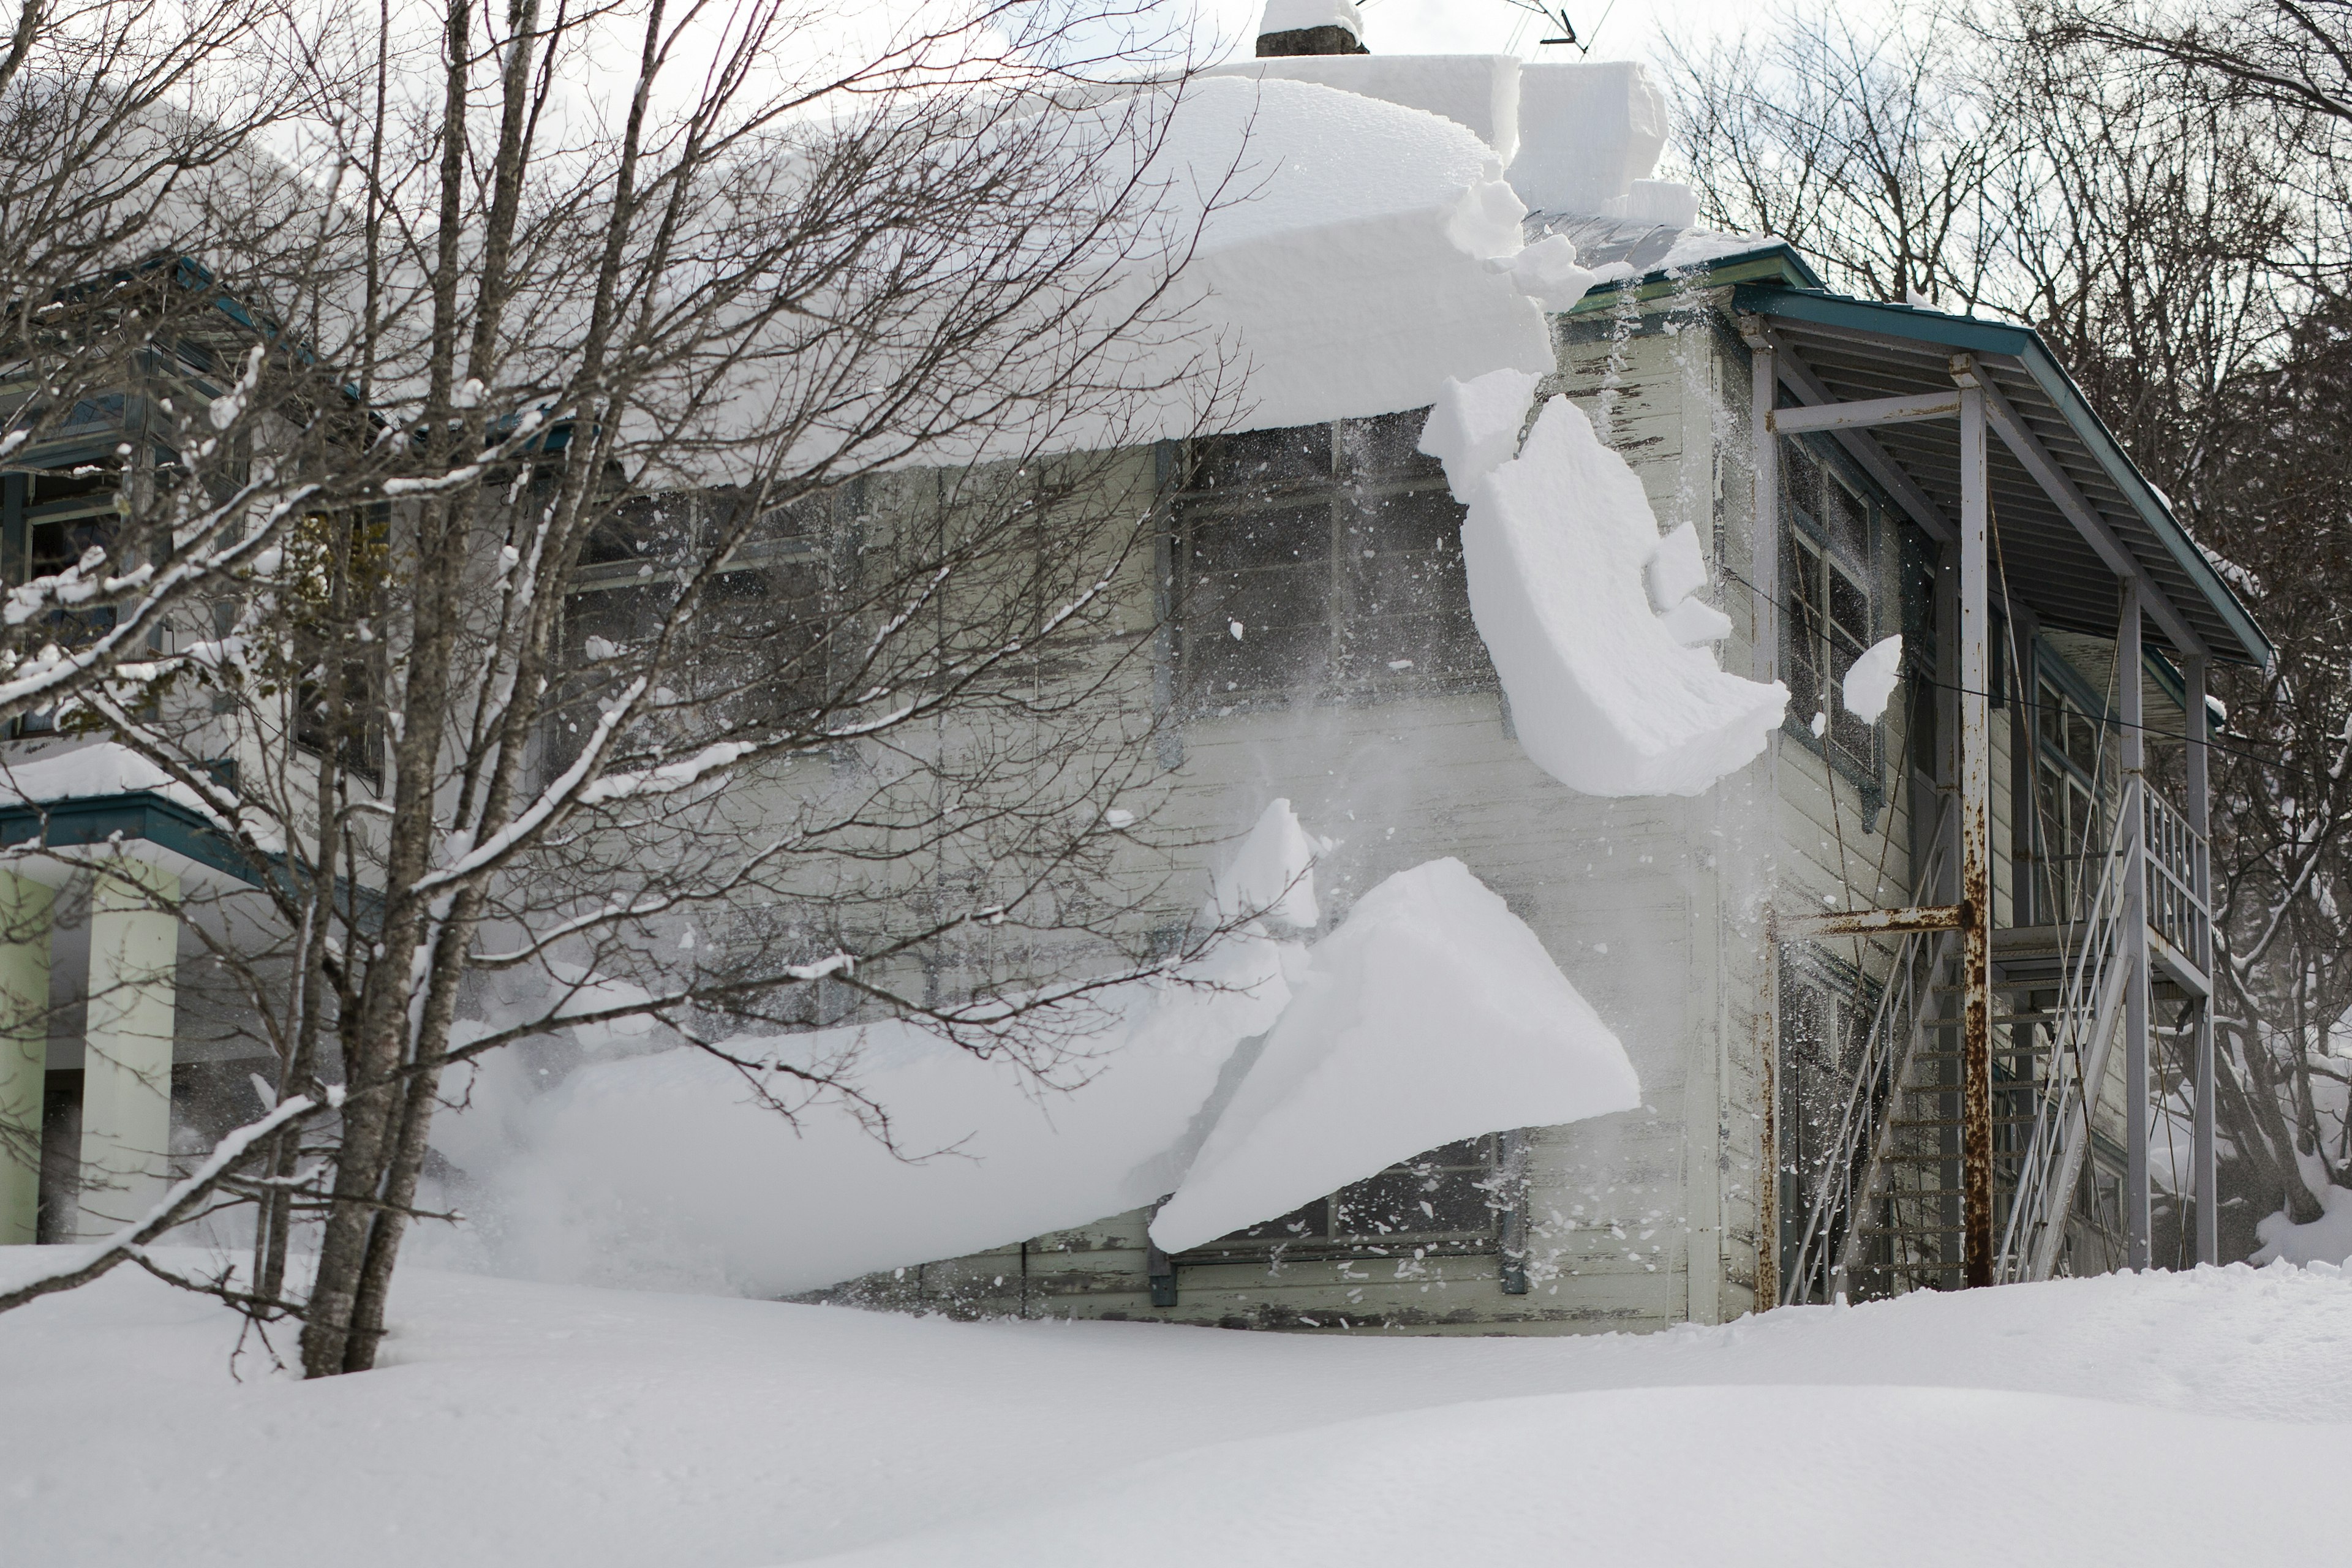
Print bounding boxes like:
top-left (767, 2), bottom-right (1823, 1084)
top-left (1643, 522), bottom-right (1709, 611)
top-left (1417, 368), bottom-right (1543, 503)
top-left (1212, 797), bottom-right (1327, 929)
top-left (1148, 858), bottom-right (1638, 1254)
top-left (1842, 633), bottom-right (1904, 724)
top-left (1428, 379), bottom-right (1788, 797)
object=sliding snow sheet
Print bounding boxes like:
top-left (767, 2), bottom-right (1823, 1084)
top-left (442, 933), bottom-right (1296, 1298)
top-left (1148, 858), bottom-right (1637, 1254)
top-left (1446, 391), bottom-right (1787, 796)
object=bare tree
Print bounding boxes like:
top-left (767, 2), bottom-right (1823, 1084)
top-left (0, 0), bottom-right (1259, 1373)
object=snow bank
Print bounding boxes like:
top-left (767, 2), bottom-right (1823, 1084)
top-left (11, 1250), bottom-right (2352, 1568)
top-left (1842, 634), bottom-right (1904, 725)
top-left (1149, 858), bottom-right (1637, 1253)
top-left (2255, 1185), bottom-right (2352, 1266)
top-left (1421, 374), bottom-right (1787, 796)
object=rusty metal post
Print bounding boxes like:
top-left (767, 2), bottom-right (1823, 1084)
top-left (1956, 379), bottom-right (1995, 1287)
top-left (2185, 655), bottom-right (2217, 1266)
top-left (2119, 578), bottom-right (2152, 1270)
top-left (1747, 323), bottom-right (1782, 1307)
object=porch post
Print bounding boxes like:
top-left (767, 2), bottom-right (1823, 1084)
top-left (2118, 580), bottom-right (2152, 1270)
top-left (1749, 329), bottom-right (1782, 1307)
top-left (0, 872), bottom-right (53, 1245)
top-left (1956, 384), bottom-right (1994, 1287)
top-left (77, 861), bottom-right (180, 1239)
top-left (2185, 655), bottom-right (2217, 1265)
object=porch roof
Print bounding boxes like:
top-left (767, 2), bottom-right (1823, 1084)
top-left (1729, 283), bottom-right (2272, 670)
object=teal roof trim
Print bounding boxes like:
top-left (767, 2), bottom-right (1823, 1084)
top-left (0, 791), bottom-right (264, 886)
top-left (1733, 286), bottom-right (2272, 669)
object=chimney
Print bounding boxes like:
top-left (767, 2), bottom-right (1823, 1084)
top-left (1256, 0), bottom-right (1368, 56)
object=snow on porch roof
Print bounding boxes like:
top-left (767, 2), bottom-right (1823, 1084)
top-left (1730, 283), bottom-right (2271, 671)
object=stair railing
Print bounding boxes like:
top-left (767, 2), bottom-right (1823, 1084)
top-left (1780, 797), bottom-right (1954, 1306)
top-left (1996, 774), bottom-right (2138, 1283)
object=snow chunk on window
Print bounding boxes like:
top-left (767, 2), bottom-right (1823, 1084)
top-left (1213, 797), bottom-right (1329, 930)
top-left (1418, 369), bottom-right (1544, 503)
top-left (1841, 635), bottom-right (1904, 725)
top-left (1148, 858), bottom-right (1638, 1254)
top-left (1433, 390), bottom-right (1787, 796)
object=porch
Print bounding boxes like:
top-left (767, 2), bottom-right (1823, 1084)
top-left (1736, 287), bottom-right (2269, 1302)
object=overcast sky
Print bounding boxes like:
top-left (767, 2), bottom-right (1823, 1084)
top-left (1194, 0), bottom-right (1766, 66)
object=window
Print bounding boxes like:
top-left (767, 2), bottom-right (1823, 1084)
top-left (1175, 1136), bottom-right (1512, 1264)
top-left (552, 491), bottom-right (831, 775)
top-left (1172, 413), bottom-right (1492, 709)
top-left (1779, 444), bottom-right (1880, 779)
top-left (2029, 668), bottom-right (2116, 924)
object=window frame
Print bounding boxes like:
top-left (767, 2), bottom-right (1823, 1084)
top-left (1777, 437), bottom-right (1889, 809)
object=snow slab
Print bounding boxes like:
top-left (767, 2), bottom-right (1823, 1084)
top-left (432, 930), bottom-right (1297, 1298)
top-left (1508, 61), bottom-right (1668, 217)
top-left (7, 1255), bottom-right (2352, 1567)
top-left (1842, 633), bottom-right (1904, 725)
top-left (1205, 54), bottom-right (1520, 164)
top-left (1644, 519), bottom-right (1709, 611)
top-left (1149, 858), bottom-right (1637, 1253)
top-left (1429, 383), bottom-right (1787, 796)
top-left (1416, 366), bottom-right (1542, 503)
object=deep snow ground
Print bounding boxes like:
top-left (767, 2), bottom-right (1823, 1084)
top-left (4, 1251), bottom-right (2345, 1566)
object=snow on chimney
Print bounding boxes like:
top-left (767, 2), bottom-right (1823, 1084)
top-left (1257, 0), bottom-right (1367, 56)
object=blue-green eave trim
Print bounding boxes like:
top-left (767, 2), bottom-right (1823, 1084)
top-left (1731, 284), bottom-right (2274, 669)
top-left (1564, 243), bottom-right (1827, 317)
top-left (0, 791), bottom-right (263, 886)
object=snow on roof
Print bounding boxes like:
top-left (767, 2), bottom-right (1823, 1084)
top-left (1204, 54), bottom-right (1521, 163)
top-left (1423, 371), bottom-right (1789, 796)
top-left (0, 740), bottom-right (213, 816)
top-left (1148, 857), bottom-right (1637, 1254)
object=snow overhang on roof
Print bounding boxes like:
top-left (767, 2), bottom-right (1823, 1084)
top-left (1721, 283), bottom-right (2271, 671)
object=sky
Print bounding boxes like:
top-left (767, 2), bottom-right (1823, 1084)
top-left (1194, 0), bottom-right (1773, 67)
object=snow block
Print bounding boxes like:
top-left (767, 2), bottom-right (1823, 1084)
top-left (1417, 368), bottom-right (1544, 502)
top-left (1842, 633), bottom-right (1904, 724)
top-left (1644, 521), bottom-right (1709, 611)
top-left (1212, 798), bottom-right (1327, 930)
top-left (1504, 232), bottom-right (1599, 311)
top-left (1148, 858), bottom-right (1637, 1254)
top-left (1659, 595), bottom-right (1733, 646)
top-left (1457, 396), bottom-right (1787, 796)
top-left (1509, 61), bottom-right (1667, 217)
top-left (1206, 53), bottom-right (1521, 163)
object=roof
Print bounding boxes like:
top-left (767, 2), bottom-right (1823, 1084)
top-left (1728, 285), bottom-right (2269, 669)
top-left (1534, 217), bottom-right (2265, 666)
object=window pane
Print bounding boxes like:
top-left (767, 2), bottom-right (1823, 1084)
top-left (1190, 428), bottom-right (1330, 493)
top-left (1340, 410), bottom-right (1447, 483)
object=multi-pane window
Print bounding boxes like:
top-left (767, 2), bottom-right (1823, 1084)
top-left (1777, 952), bottom-right (1875, 1292)
top-left (1780, 444), bottom-right (1879, 777)
top-left (1176, 1136), bottom-right (1510, 1264)
top-left (2030, 671), bottom-right (2114, 924)
top-left (1172, 413), bottom-right (1491, 709)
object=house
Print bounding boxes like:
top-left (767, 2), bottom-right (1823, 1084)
top-left (783, 17), bottom-right (2266, 1332)
top-left (0, 9), bottom-right (2268, 1341)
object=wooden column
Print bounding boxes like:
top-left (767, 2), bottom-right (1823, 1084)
top-left (2185, 655), bottom-right (2218, 1265)
top-left (2118, 580), bottom-right (2152, 1270)
top-left (77, 861), bottom-right (180, 1239)
top-left (1957, 384), bottom-right (1994, 1287)
top-left (0, 872), bottom-right (53, 1245)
